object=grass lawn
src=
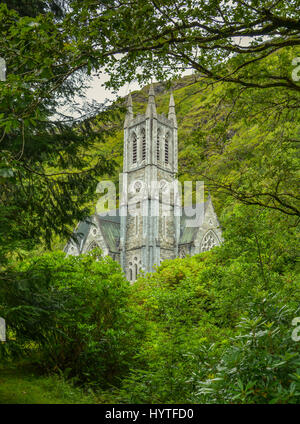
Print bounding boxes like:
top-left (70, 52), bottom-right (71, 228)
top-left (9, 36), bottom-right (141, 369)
top-left (0, 363), bottom-right (102, 404)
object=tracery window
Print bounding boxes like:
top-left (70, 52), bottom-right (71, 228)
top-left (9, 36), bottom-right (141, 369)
top-left (128, 257), bottom-right (142, 282)
top-left (201, 230), bottom-right (218, 252)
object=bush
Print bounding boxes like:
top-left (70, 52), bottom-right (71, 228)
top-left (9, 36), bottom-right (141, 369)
top-left (114, 204), bottom-right (300, 403)
top-left (1, 204), bottom-right (298, 403)
top-left (193, 296), bottom-right (300, 404)
top-left (0, 250), bottom-right (139, 387)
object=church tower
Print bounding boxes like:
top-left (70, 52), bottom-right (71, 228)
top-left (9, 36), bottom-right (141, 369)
top-left (120, 85), bottom-right (180, 281)
top-left (65, 85), bottom-right (223, 276)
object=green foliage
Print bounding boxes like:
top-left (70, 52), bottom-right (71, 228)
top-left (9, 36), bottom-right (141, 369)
top-left (1, 204), bottom-right (299, 403)
top-left (67, 0), bottom-right (300, 94)
top-left (1, 0), bottom-right (298, 261)
top-left (194, 297), bottom-right (300, 404)
top-left (1, 0), bottom-right (299, 405)
top-left (0, 2), bottom-right (121, 261)
top-left (112, 204), bottom-right (299, 403)
top-left (0, 250), bottom-right (140, 387)
top-left (180, 47), bottom-right (300, 218)
top-left (2, 0), bottom-right (67, 18)
top-left (0, 363), bottom-right (98, 404)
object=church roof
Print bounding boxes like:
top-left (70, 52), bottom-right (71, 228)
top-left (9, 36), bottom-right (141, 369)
top-left (95, 211), bottom-right (120, 253)
top-left (67, 210), bottom-right (120, 254)
top-left (68, 203), bottom-right (210, 254)
top-left (70, 218), bottom-right (93, 250)
top-left (179, 202), bottom-right (208, 245)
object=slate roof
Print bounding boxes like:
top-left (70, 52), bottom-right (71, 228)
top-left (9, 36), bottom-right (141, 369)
top-left (179, 202), bottom-right (208, 244)
top-left (95, 210), bottom-right (120, 253)
top-left (69, 217), bottom-right (93, 252)
top-left (69, 203), bottom-right (208, 253)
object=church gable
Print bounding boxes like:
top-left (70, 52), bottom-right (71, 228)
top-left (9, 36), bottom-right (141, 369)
top-left (65, 215), bottom-right (112, 257)
top-left (193, 197), bottom-right (222, 254)
top-left (64, 219), bottom-right (91, 256)
top-left (94, 212), bottom-right (120, 261)
top-left (81, 217), bottom-right (110, 256)
top-left (178, 198), bottom-right (222, 258)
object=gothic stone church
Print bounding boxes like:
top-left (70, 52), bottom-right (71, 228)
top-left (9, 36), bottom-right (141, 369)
top-left (64, 85), bottom-right (222, 281)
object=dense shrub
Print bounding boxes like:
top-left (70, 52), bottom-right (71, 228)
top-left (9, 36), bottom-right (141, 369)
top-left (193, 296), bottom-right (300, 404)
top-left (0, 250), bottom-right (141, 386)
top-left (1, 205), bottom-right (299, 403)
top-left (114, 205), bottom-right (300, 403)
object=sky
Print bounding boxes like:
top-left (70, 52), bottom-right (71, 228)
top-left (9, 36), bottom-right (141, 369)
top-left (60, 67), bottom-right (195, 119)
top-left (58, 73), bottom-right (142, 120)
top-left (85, 74), bottom-right (140, 104)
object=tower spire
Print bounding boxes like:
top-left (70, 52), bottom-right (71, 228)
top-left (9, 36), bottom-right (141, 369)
top-left (124, 91), bottom-right (133, 127)
top-left (168, 91), bottom-right (177, 127)
top-left (146, 83), bottom-right (157, 117)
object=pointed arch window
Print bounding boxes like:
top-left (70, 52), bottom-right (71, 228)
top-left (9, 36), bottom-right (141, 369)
top-left (141, 128), bottom-right (146, 161)
top-left (165, 131), bottom-right (169, 164)
top-left (157, 128), bottom-right (161, 161)
top-left (201, 230), bottom-right (219, 252)
top-left (132, 132), bottom-right (137, 164)
top-left (128, 257), bottom-right (142, 282)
